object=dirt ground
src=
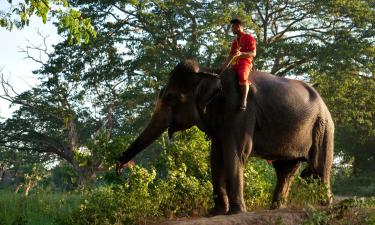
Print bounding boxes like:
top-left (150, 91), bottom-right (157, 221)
top-left (153, 209), bottom-right (307, 225)
top-left (145, 197), bottom-right (375, 225)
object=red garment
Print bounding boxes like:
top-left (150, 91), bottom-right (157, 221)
top-left (230, 32), bottom-right (256, 85)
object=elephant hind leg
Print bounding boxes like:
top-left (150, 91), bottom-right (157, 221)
top-left (271, 160), bottom-right (301, 209)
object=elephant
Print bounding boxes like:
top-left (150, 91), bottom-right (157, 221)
top-left (117, 59), bottom-right (334, 215)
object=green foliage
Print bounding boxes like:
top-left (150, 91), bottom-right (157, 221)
top-left (77, 134), bottom-right (210, 223)
top-left (93, 128), bottom-right (212, 221)
top-left (243, 158), bottom-right (275, 209)
top-left (334, 173), bottom-right (375, 197)
top-left (2, 0), bottom-right (374, 189)
top-left (78, 165), bottom-right (212, 224)
top-left (106, 135), bottom-right (135, 166)
top-left (50, 162), bottom-right (78, 191)
top-left (153, 128), bottom-right (214, 216)
top-left (58, 9), bottom-right (96, 44)
top-left (301, 208), bottom-right (331, 225)
top-left (0, 190), bottom-right (80, 225)
top-left (78, 127), bottom-right (275, 222)
top-left (366, 212), bottom-right (375, 225)
top-left (78, 165), bottom-right (159, 225)
top-left (0, 0), bottom-right (96, 44)
top-left (311, 70), bottom-right (375, 174)
top-left (289, 177), bottom-right (330, 208)
top-left (1, 1), bottom-right (374, 222)
top-left (301, 197), bottom-right (375, 225)
top-left (153, 165), bottom-right (213, 217)
top-left (157, 127), bottom-right (211, 180)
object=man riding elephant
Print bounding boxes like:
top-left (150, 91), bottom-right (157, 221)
top-left (222, 18), bottom-right (256, 111)
top-left (116, 59), bottom-right (334, 214)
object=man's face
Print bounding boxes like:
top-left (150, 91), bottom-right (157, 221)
top-left (231, 24), bottom-right (242, 35)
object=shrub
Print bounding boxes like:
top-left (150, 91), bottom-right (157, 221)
top-left (243, 158), bottom-right (275, 209)
top-left (301, 197), bottom-right (375, 225)
top-left (289, 176), bottom-right (329, 208)
top-left (154, 164), bottom-right (213, 217)
top-left (77, 165), bottom-right (159, 225)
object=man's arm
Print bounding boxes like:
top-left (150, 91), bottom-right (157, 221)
top-left (237, 49), bottom-right (256, 58)
top-left (238, 34), bottom-right (256, 59)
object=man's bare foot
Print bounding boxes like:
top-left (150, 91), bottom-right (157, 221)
top-left (239, 104), bottom-right (247, 111)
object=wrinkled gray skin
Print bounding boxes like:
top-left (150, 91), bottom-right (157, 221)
top-left (117, 59), bottom-right (334, 215)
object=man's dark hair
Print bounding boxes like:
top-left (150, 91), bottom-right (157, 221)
top-left (230, 18), bottom-right (242, 25)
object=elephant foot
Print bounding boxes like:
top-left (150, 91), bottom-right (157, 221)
top-left (227, 204), bottom-right (246, 215)
top-left (319, 196), bottom-right (333, 207)
top-left (270, 201), bottom-right (287, 210)
top-left (207, 207), bottom-right (228, 217)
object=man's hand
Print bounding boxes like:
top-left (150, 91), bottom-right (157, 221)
top-left (234, 49), bottom-right (242, 58)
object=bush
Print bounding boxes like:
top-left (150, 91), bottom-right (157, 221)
top-left (78, 127), bottom-right (274, 223)
top-left (78, 165), bottom-right (159, 225)
top-left (301, 197), bottom-right (375, 225)
top-left (289, 176), bottom-right (329, 208)
top-left (243, 158), bottom-right (275, 209)
top-left (154, 164), bottom-right (213, 217)
top-left (50, 163), bottom-right (78, 191)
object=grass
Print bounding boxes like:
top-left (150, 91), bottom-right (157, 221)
top-left (0, 170), bottom-right (375, 225)
top-left (333, 175), bottom-right (375, 197)
top-left (301, 197), bottom-right (375, 225)
top-left (0, 190), bottom-right (80, 225)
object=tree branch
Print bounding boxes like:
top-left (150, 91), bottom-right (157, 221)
top-left (18, 30), bottom-right (51, 65)
top-left (275, 58), bottom-right (308, 77)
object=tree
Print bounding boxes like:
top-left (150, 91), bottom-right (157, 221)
top-left (311, 69), bottom-right (375, 174)
top-left (0, 0), bottom-right (373, 184)
top-left (0, 0), bottom-right (96, 44)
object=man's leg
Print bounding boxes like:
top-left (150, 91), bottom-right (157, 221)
top-left (237, 63), bottom-right (252, 111)
top-left (239, 84), bottom-right (249, 111)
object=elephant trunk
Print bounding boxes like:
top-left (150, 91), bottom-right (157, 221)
top-left (117, 99), bottom-right (171, 170)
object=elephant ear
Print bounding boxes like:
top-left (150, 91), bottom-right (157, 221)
top-left (195, 72), bottom-right (222, 114)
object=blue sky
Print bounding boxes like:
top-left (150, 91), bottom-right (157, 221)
top-left (0, 2), bottom-right (60, 119)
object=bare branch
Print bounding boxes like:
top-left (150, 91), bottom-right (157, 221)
top-left (18, 31), bottom-right (51, 65)
top-left (1, 72), bottom-right (20, 97)
top-left (255, 4), bottom-right (266, 26)
top-left (268, 14), bottom-right (308, 44)
top-left (0, 73), bottom-right (63, 121)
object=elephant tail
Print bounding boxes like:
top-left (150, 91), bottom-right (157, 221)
top-left (302, 115), bottom-right (334, 181)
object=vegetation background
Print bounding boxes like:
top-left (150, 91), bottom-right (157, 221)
top-left (0, 0), bottom-right (374, 224)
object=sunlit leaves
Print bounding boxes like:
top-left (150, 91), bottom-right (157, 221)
top-left (58, 9), bottom-right (97, 44)
top-left (0, 0), bottom-right (96, 44)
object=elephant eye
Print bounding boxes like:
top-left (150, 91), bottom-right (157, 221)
top-left (164, 92), bottom-right (179, 105)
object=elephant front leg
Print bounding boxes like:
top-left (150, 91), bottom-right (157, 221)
top-left (271, 160), bottom-right (301, 209)
top-left (226, 163), bottom-right (246, 214)
top-left (223, 149), bottom-right (247, 214)
top-left (209, 142), bottom-right (229, 216)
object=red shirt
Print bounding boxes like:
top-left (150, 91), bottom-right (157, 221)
top-left (230, 32), bottom-right (256, 65)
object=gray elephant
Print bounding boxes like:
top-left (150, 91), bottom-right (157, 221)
top-left (117, 59), bottom-right (334, 215)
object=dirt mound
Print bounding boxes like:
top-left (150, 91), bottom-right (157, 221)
top-left (158, 209), bottom-right (306, 225)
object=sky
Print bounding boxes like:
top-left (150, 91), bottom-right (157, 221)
top-left (0, 2), bottom-right (61, 119)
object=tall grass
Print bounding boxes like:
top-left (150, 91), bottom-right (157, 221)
top-left (0, 190), bottom-right (80, 225)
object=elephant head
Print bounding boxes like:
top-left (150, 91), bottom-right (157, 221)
top-left (116, 60), bottom-right (221, 172)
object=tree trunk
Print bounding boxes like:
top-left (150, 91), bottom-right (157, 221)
top-left (15, 183), bottom-right (24, 193)
top-left (25, 181), bottom-right (33, 197)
